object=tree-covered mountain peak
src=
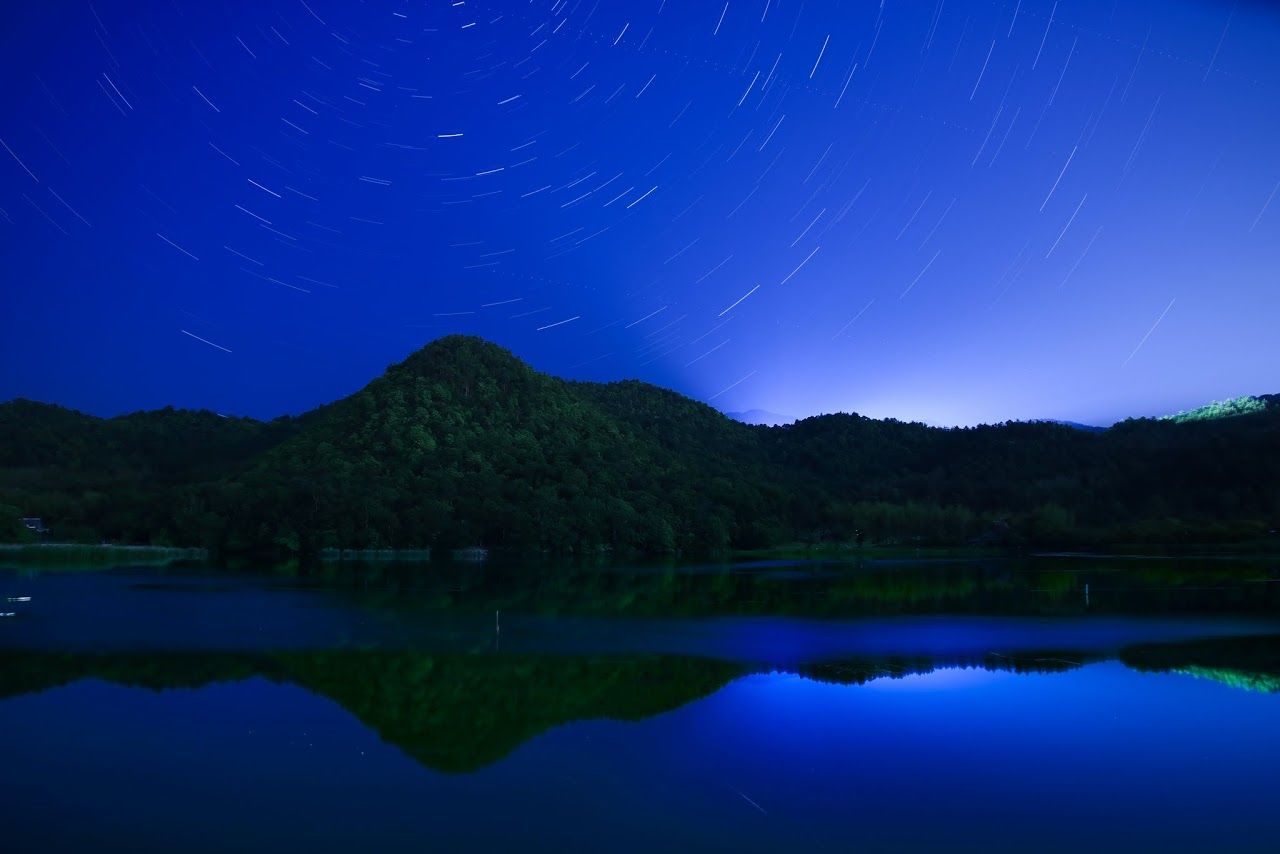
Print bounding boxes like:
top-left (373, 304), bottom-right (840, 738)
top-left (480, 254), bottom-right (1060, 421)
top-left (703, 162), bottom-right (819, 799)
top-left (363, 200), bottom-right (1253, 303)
top-left (391, 334), bottom-right (535, 381)
top-left (3, 338), bottom-right (1279, 554)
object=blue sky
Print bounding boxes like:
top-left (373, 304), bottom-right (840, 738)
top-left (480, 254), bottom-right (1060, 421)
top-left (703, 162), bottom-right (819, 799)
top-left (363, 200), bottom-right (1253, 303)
top-left (1, 0), bottom-right (1277, 425)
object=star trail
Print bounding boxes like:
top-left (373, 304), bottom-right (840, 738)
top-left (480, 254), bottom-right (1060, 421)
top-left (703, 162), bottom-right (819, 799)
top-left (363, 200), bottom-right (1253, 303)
top-left (1, 0), bottom-right (1278, 425)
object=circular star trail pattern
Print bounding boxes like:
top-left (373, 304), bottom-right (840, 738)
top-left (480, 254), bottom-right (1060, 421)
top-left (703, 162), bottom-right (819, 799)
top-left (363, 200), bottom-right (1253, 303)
top-left (1, 0), bottom-right (1278, 425)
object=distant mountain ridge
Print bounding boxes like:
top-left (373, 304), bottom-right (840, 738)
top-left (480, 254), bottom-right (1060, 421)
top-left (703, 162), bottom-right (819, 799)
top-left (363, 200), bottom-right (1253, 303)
top-left (726, 409), bottom-right (795, 427)
top-left (3, 335), bottom-right (1278, 554)
top-left (1033, 419), bottom-right (1107, 433)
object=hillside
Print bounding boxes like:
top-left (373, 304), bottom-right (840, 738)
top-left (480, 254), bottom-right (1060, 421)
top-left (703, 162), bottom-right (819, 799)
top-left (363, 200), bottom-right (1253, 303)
top-left (2, 335), bottom-right (1278, 554)
top-left (1162, 395), bottom-right (1280, 424)
top-left (0, 399), bottom-right (298, 544)
top-left (213, 336), bottom-right (786, 553)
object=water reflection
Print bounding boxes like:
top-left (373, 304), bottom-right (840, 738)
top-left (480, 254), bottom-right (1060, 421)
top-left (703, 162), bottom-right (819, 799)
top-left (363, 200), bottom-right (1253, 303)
top-left (2, 558), bottom-right (1279, 850)
top-left (2, 634), bottom-right (1277, 773)
top-left (289, 555), bottom-right (1280, 618)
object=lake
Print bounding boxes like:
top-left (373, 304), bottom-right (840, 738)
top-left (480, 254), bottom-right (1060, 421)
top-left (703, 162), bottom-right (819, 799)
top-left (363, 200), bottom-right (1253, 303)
top-left (2, 556), bottom-right (1279, 852)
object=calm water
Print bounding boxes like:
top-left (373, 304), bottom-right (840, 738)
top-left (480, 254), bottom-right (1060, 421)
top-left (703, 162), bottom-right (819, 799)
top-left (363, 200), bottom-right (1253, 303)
top-left (2, 556), bottom-right (1279, 852)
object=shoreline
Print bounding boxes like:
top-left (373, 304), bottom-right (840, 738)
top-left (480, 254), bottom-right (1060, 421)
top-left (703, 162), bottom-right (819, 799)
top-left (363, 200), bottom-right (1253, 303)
top-left (0, 542), bottom-right (208, 567)
top-left (3, 539), bottom-right (1278, 570)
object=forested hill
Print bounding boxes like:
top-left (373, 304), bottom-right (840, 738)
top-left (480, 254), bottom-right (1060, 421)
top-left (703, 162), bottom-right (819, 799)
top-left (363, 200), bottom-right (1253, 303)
top-left (2, 336), bottom-right (1278, 554)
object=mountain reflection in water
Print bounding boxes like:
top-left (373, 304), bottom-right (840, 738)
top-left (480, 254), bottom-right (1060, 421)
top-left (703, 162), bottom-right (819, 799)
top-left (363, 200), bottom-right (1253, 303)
top-left (2, 557), bottom-right (1279, 852)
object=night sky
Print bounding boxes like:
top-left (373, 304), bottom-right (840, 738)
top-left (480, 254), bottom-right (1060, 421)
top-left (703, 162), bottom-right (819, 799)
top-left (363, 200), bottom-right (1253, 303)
top-left (1, 0), bottom-right (1277, 427)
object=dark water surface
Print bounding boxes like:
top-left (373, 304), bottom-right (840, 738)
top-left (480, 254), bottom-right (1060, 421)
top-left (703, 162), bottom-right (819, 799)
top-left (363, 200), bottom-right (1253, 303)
top-left (2, 556), bottom-right (1279, 852)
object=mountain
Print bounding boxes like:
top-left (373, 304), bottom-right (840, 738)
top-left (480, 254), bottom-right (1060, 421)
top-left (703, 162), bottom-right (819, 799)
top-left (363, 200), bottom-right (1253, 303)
top-left (727, 409), bottom-right (795, 427)
top-left (1034, 419), bottom-right (1107, 433)
top-left (0, 399), bottom-right (298, 544)
top-left (2, 335), bottom-right (1278, 554)
top-left (214, 337), bottom-right (787, 553)
top-left (3, 634), bottom-right (1274, 775)
top-left (1162, 395), bottom-right (1280, 424)
top-left (0, 649), bottom-right (741, 773)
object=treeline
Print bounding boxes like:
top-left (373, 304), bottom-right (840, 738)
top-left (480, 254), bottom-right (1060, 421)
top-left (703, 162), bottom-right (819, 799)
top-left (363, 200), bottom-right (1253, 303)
top-left (1, 336), bottom-right (1277, 556)
top-left (4, 634), bottom-right (1276, 776)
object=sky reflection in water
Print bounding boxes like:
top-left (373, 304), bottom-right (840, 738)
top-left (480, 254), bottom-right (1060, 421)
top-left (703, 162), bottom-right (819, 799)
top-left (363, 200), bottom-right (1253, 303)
top-left (1, 558), bottom-right (1279, 851)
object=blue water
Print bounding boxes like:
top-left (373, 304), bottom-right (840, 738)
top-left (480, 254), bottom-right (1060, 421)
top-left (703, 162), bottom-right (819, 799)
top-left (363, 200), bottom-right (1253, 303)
top-left (2, 559), bottom-right (1279, 852)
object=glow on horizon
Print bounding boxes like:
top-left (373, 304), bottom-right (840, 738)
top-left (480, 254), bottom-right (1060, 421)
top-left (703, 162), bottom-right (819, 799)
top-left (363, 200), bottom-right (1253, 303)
top-left (1, 0), bottom-right (1277, 421)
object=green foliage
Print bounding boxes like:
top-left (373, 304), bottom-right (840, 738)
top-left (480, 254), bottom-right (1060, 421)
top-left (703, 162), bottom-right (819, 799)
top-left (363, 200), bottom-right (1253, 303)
top-left (4, 632), bottom-right (1276, 775)
top-left (1162, 395), bottom-right (1274, 424)
top-left (0, 503), bottom-right (36, 543)
top-left (1120, 635), bottom-right (1280, 693)
top-left (0, 650), bottom-right (741, 772)
top-left (0, 398), bottom-right (297, 547)
top-left (2, 335), bottom-right (1278, 555)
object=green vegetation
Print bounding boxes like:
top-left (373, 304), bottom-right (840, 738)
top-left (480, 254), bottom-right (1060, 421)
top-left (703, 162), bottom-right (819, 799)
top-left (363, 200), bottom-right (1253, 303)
top-left (0, 504), bottom-right (36, 543)
top-left (265, 557), bottom-right (1280, 620)
top-left (1120, 635), bottom-right (1280, 694)
top-left (2, 335), bottom-right (1278, 557)
top-left (1173, 667), bottom-right (1280, 694)
top-left (1162, 395), bottom-right (1277, 423)
top-left (0, 650), bottom-right (741, 772)
top-left (3, 636), bottom-right (1273, 773)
